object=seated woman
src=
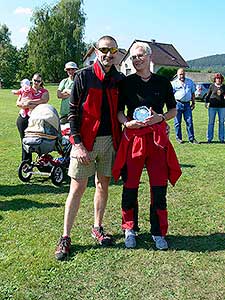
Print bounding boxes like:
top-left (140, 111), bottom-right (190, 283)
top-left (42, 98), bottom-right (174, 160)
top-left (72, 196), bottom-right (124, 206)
top-left (16, 73), bottom-right (49, 161)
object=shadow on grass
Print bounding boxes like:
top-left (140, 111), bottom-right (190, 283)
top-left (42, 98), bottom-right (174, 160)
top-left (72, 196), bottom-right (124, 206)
top-left (168, 233), bottom-right (225, 252)
top-left (132, 232), bottom-right (225, 252)
top-left (180, 164), bottom-right (195, 168)
top-left (56, 232), bottom-right (225, 259)
top-left (0, 198), bottom-right (62, 212)
top-left (0, 183), bottom-right (69, 197)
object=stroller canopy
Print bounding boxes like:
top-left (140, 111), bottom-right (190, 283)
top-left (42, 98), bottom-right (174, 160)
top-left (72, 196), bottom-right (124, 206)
top-left (25, 104), bottom-right (61, 139)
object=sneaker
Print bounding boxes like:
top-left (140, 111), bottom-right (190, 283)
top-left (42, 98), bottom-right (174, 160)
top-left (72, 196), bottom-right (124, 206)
top-left (189, 138), bottom-right (200, 144)
top-left (176, 138), bottom-right (183, 144)
top-left (91, 226), bottom-right (113, 246)
top-left (152, 235), bottom-right (168, 250)
top-left (55, 236), bottom-right (71, 261)
top-left (125, 229), bottom-right (136, 248)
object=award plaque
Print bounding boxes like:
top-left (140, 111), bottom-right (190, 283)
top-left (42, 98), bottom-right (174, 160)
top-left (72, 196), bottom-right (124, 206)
top-left (133, 106), bottom-right (151, 122)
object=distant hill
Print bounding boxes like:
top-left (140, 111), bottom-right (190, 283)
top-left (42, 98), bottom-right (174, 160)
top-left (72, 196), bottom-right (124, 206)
top-left (187, 54), bottom-right (225, 74)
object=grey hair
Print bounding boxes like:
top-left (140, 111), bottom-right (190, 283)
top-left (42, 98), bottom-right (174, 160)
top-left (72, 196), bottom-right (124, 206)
top-left (130, 42), bottom-right (152, 56)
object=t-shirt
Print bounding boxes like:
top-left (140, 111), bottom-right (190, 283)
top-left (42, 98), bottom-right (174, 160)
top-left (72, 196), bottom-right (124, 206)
top-left (205, 83), bottom-right (225, 108)
top-left (172, 78), bottom-right (196, 102)
top-left (58, 77), bottom-right (74, 117)
top-left (118, 73), bottom-right (176, 119)
top-left (18, 87), bottom-right (48, 118)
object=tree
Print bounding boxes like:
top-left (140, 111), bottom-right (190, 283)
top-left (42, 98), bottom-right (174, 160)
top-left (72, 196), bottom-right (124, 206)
top-left (16, 44), bottom-right (34, 81)
top-left (0, 24), bottom-right (18, 87)
top-left (27, 0), bottom-right (86, 82)
top-left (157, 67), bottom-right (178, 80)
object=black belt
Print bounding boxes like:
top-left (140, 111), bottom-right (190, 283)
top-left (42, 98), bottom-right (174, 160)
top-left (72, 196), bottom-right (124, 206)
top-left (176, 100), bottom-right (190, 104)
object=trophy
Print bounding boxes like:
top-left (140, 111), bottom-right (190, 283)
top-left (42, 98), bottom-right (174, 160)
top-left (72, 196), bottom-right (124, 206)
top-left (133, 106), bottom-right (151, 122)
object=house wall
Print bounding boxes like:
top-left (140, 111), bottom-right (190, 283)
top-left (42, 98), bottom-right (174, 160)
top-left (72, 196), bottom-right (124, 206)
top-left (83, 51), bottom-right (124, 72)
top-left (84, 52), bottom-right (96, 66)
top-left (120, 58), bottom-right (159, 75)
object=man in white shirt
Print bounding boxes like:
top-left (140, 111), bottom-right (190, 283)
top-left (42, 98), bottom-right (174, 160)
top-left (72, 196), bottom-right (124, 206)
top-left (172, 68), bottom-right (199, 144)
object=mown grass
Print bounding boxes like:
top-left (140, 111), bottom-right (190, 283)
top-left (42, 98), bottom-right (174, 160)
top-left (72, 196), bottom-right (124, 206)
top-left (0, 86), bottom-right (224, 300)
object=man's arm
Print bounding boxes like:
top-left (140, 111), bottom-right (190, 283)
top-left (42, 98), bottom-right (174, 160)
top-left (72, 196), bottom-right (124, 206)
top-left (57, 79), bottom-right (71, 99)
top-left (163, 107), bottom-right (177, 121)
top-left (57, 90), bottom-right (71, 99)
top-left (69, 72), bottom-right (91, 164)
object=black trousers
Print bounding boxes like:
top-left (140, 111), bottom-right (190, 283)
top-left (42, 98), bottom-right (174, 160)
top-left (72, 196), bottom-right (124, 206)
top-left (16, 114), bottom-right (32, 161)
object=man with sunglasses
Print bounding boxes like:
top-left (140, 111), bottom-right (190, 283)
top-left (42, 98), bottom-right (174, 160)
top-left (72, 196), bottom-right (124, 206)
top-left (55, 35), bottom-right (125, 260)
top-left (57, 61), bottom-right (78, 124)
top-left (113, 42), bottom-right (181, 250)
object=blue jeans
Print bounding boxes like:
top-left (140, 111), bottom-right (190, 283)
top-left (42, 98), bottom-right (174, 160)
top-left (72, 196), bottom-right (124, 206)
top-left (174, 102), bottom-right (194, 141)
top-left (207, 107), bottom-right (225, 142)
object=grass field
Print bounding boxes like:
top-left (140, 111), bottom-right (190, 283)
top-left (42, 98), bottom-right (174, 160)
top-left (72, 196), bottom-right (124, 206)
top-left (0, 86), bottom-right (224, 300)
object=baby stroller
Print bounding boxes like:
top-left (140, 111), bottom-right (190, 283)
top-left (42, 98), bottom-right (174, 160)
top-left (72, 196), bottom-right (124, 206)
top-left (18, 103), bottom-right (72, 186)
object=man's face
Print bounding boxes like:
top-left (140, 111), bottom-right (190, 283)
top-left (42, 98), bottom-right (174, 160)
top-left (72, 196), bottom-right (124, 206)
top-left (95, 38), bottom-right (118, 69)
top-left (66, 68), bottom-right (76, 77)
top-left (178, 70), bottom-right (185, 81)
top-left (130, 46), bottom-right (150, 72)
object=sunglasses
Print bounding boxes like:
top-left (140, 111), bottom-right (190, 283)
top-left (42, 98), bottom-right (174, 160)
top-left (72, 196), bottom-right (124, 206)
top-left (33, 79), bottom-right (41, 83)
top-left (98, 47), bottom-right (118, 54)
top-left (130, 54), bottom-right (148, 61)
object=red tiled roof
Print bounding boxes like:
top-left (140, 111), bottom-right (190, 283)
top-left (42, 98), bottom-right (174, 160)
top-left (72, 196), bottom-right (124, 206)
top-left (123, 39), bottom-right (188, 68)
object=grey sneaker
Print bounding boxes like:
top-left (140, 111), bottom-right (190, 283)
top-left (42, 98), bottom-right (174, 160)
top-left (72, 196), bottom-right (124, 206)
top-left (152, 235), bottom-right (168, 250)
top-left (125, 229), bottom-right (136, 248)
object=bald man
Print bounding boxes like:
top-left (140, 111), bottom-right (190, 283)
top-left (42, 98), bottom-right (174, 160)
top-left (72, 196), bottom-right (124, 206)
top-left (172, 68), bottom-right (199, 144)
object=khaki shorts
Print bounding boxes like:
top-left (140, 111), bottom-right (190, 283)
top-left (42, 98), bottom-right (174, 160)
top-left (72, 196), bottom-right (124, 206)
top-left (68, 136), bottom-right (115, 179)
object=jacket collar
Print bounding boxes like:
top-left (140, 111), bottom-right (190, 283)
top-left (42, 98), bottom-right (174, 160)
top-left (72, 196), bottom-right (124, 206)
top-left (93, 59), bottom-right (118, 81)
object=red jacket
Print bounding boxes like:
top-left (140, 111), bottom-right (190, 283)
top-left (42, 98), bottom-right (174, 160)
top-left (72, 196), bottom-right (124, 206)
top-left (112, 122), bottom-right (182, 186)
top-left (69, 60), bottom-right (124, 151)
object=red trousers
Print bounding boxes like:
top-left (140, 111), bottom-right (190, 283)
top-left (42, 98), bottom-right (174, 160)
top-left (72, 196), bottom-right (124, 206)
top-left (122, 133), bottom-right (168, 236)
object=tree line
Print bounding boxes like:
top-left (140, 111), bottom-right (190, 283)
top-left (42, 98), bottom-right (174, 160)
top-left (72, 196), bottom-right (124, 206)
top-left (0, 0), bottom-right (87, 88)
top-left (187, 54), bottom-right (225, 75)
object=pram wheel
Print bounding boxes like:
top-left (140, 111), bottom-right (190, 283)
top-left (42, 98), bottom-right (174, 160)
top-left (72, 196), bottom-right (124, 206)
top-left (18, 160), bottom-right (32, 182)
top-left (51, 165), bottom-right (64, 186)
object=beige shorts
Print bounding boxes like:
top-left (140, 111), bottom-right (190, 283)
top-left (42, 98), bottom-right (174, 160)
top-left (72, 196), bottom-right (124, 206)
top-left (68, 136), bottom-right (116, 179)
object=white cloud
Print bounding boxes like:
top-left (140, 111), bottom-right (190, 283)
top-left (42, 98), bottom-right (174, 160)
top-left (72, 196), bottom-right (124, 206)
top-left (19, 27), bottom-right (29, 34)
top-left (14, 7), bottom-right (32, 15)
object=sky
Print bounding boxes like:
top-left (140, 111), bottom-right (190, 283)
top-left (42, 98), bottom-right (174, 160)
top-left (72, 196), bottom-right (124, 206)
top-left (0, 0), bottom-right (225, 61)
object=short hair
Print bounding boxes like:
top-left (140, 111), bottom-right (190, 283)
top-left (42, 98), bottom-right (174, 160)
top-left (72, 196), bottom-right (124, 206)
top-left (95, 35), bottom-right (118, 48)
top-left (214, 73), bottom-right (224, 82)
top-left (130, 42), bottom-right (152, 56)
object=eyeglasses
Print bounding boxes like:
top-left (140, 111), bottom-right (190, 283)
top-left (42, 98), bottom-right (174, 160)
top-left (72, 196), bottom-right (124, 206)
top-left (33, 79), bottom-right (41, 83)
top-left (130, 54), bottom-right (148, 61)
top-left (66, 68), bottom-right (76, 71)
top-left (98, 47), bottom-right (118, 54)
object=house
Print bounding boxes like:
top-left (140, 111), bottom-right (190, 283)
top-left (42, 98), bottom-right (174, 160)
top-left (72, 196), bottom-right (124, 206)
top-left (183, 72), bottom-right (215, 83)
top-left (83, 46), bottom-right (127, 70)
top-left (120, 39), bottom-right (188, 75)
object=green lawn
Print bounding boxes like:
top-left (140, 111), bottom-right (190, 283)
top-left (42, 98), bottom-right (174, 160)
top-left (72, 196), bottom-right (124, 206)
top-left (0, 86), bottom-right (224, 300)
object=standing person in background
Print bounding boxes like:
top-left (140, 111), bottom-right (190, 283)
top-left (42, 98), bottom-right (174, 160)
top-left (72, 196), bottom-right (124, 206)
top-left (205, 73), bottom-right (225, 143)
top-left (113, 42), bottom-right (181, 250)
top-left (57, 61), bottom-right (78, 124)
top-left (16, 73), bottom-right (49, 161)
top-left (55, 35), bottom-right (125, 261)
top-left (172, 68), bottom-right (199, 144)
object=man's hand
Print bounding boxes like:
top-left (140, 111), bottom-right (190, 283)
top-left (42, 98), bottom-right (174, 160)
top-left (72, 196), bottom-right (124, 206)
top-left (71, 143), bottom-right (91, 165)
top-left (143, 108), bottom-right (164, 126)
top-left (191, 102), bottom-right (195, 110)
top-left (125, 119), bottom-right (147, 129)
top-left (205, 103), bottom-right (209, 109)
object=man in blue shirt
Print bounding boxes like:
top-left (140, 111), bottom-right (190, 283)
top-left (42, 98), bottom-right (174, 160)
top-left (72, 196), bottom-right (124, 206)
top-left (172, 68), bottom-right (199, 144)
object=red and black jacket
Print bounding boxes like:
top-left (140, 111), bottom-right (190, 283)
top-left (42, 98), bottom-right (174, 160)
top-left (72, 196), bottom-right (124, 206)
top-left (69, 60), bottom-right (125, 151)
